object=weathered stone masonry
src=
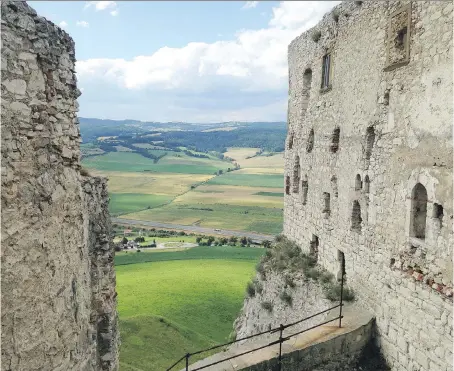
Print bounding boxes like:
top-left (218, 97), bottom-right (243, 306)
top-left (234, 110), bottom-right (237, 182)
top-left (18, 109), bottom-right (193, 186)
top-left (1, 1), bottom-right (119, 370)
top-left (284, 2), bottom-right (452, 371)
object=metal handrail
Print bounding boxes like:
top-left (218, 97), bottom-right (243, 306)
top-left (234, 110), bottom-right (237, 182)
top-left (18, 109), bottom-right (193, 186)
top-left (166, 273), bottom-right (345, 371)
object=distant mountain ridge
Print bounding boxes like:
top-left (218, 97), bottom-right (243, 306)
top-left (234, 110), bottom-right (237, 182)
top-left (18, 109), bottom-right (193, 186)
top-left (79, 117), bottom-right (287, 146)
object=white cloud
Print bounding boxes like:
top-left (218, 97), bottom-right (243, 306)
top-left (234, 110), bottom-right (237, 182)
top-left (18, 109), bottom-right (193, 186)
top-left (242, 1), bottom-right (259, 9)
top-left (76, 20), bottom-right (90, 28)
top-left (58, 21), bottom-right (68, 29)
top-left (77, 1), bottom-right (340, 122)
top-left (84, 1), bottom-right (118, 15)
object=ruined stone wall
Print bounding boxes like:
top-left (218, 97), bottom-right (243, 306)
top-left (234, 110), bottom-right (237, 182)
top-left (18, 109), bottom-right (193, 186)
top-left (234, 270), bottom-right (332, 341)
top-left (83, 176), bottom-right (120, 370)
top-left (1, 1), bottom-right (118, 370)
top-left (284, 1), bottom-right (453, 371)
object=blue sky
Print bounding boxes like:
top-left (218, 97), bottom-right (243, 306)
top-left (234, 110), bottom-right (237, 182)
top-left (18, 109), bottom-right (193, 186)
top-left (31, 1), bottom-right (339, 123)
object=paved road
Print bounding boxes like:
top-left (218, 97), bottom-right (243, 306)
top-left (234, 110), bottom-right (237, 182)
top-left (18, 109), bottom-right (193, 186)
top-left (111, 217), bottom-right (274, 242)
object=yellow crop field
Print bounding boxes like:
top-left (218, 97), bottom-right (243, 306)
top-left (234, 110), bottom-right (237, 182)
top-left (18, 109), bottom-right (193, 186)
top-left (174, 184), bottom-right (283, 208)
top-left (234, 167), bottom-right (284, 175)
top-left (241, 153), bottom-right (284, 169)
top-left (224, 147), bottom-right (260, 161)
top-left (88, 170), bottom-right (213, 196)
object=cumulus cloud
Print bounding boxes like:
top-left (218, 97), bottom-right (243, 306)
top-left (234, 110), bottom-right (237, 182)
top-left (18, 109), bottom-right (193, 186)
top-left (77, 1), bottom-right (340, 122)
top-left (76, 20), bottom-right (90, 28)
top-left (58, 20), bottom-right (68, 28)
top-left (242, 1), bottom-right (258, 9)
top-left (84, 1), bottom-right (118, 15)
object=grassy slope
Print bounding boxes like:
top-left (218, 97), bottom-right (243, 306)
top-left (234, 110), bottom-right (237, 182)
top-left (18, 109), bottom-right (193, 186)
top-left (117, 247), bottom-right (264, 371)
top-left (83, 152), bottom-right (230, 174)
top-left (119, 315), bottom-right (217, 371)
top-left (109, 193), bottom-right (172, 215)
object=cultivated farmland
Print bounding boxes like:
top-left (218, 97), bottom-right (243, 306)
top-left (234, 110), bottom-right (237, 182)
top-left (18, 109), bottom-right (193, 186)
top-left (81, 122), bottom-right (286, 233)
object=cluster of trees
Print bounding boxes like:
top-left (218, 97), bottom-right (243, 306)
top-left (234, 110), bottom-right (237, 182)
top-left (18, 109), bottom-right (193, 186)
top-left (183, 149), bottom-right (209, 159)
top-left (112, 226), bottom-right (190, 239)
top-left (133, 147), bottom-right (167, 163)
top-left (146, 229), bottom-right (187, 238)
top-left (153, 127), bottom-right (286, 153)
top-left (196, 235), bottom-right (255, 247)
top-left (245, 149), bottom-right (263, 159)
top-left (213, 164), bottom-right (241, 176)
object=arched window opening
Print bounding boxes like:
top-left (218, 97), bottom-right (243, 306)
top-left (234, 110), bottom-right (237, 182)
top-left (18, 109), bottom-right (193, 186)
top-left (285, 176), bottom-right (291, 195)
top-left (306, 128), bottom-right (314, 153)
top-left (302, 176), bottom-right (308, 205)
top-left (310, 234), bottom-right (319, 262)
top-left (433, 203), bottom-right (443, 227)
top-left (365, 126), bottom-right (375, 162)
top-left (293, 157), bottom-right (300, 193)
top-left (364, 175), bottom-right (370, 194)
top-left (355, 174), bottom-right (362, 191)
top-left (302, 69), bottom-right (313, 114)
top-left (331, 175), bottom-right (338, 197)
top-left (410, 183), bottom-right (427, 239)
top-left (288, 133), bottom-right (294, 149)
top-left (330, 127), bottom-right (340, 153)
top-left (323, 192), bottom-right (331, 215)
top-left (351, 200), bottom-right (362, 232)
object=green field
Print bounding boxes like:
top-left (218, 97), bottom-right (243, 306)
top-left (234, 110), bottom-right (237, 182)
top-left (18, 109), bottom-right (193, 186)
top-left (122, 204), bottom-right (283, 235)
top-left (115, 245), bottom-right (264, 266)
top-left (116, 246), bottom-right (264, 371)
top-left (206, 173), bottom-right (283, 188)
top-left (109, 193), bottom-right (172, 215)
top-left (253, 191), bottom-right (284, 197)
top-left (83, 152), bottom-right (230, 174)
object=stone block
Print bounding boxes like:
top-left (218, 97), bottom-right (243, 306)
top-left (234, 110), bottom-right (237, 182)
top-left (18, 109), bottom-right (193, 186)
top-left (2, 78), bottom-right (26, 95)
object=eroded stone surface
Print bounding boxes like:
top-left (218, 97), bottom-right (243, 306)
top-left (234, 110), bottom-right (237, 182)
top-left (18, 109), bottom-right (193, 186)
top-left (1, 1), bottom-right (118, 370)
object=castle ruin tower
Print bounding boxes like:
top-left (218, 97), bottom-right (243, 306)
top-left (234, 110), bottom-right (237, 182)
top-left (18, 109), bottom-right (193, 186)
top-left (1, 1), bottom-right (119, 370)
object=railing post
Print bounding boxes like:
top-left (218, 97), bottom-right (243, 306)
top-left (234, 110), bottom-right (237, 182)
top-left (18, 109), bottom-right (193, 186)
top-left (339, 272), bottom-right (344, 328)
top-left (278, 324), bottom-right (284, 371)
top-left (185, 353), bottom-right (190, 371)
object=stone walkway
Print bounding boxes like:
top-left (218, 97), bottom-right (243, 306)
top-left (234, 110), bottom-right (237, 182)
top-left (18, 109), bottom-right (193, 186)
top-left (180, 303), bottom-right (373, 371)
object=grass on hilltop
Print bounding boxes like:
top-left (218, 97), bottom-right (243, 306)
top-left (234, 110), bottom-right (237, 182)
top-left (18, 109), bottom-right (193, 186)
top-left (116, 246), bottom-right (264, 371)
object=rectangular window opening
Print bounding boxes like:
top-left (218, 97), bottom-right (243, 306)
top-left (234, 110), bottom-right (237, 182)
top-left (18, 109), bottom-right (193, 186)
top-left (321, 53), bottom-right (331, 89)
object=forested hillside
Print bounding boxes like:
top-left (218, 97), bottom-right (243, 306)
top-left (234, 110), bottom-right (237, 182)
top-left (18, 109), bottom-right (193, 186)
top-left (79, 117), bottom-right (287, 153)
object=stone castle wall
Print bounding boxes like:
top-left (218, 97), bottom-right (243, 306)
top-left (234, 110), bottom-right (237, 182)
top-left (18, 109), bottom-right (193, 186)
top-left (284, 2), bottom-right (452, 371)
top-left (1, 1), bottom-right (118, 370)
